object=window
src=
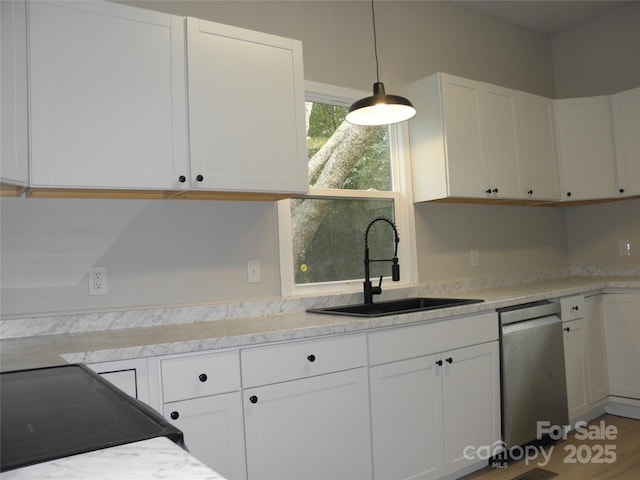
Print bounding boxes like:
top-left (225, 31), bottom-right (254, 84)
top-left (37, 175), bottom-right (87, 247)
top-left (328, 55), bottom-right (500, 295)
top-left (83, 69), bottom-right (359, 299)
top-left (278, 81), bottom-right (416, 296)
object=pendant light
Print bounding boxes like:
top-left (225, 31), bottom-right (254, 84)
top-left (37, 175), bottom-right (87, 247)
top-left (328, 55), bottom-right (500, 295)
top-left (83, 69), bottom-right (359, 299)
top-left (346, 0), bottom-right (416, 126)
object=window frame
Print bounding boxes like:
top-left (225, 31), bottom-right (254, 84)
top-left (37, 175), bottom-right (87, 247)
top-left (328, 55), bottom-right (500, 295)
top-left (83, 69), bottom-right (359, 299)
top-left (277, 80), bottom-right (417, 297)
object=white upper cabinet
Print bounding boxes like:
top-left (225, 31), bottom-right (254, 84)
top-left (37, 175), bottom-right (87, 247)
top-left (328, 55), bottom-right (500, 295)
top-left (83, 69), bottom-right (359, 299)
top-left (186, 17), bottom-right (308, 195)
top-left (408, 73), bottom-right (486, 201)
top-left (514, 92), bottom-right (560, 200)
top-left (1, 0), bottom-right (29, 190)
top-left (610, 86), bottom-right (640, 197)
top-left (408, 73), bottom-right (560, 203)
top-left (555, 96), bottom-right (617, 201)
top-left (27, 1), bottom-right (189, 190)
top-left (479, 83), bottom-right (521, 199)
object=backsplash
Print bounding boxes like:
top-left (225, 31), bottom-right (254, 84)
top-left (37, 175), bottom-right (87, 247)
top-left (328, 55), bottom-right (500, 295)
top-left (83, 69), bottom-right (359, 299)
top-left (2, 266), bottom-right (638, 339)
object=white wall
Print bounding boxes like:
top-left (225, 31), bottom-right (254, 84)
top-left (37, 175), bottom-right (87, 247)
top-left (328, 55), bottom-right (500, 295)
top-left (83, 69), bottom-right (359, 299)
top-left (3, 1), bottom-right (635, 316)
top-left (0, 198), bottom-right (281, 316)
top-left (120, 0), bottom-right (556, 96)
top-left (552, 2), bottom-right (640, 98)
top-left (551, 3), bottom-right (640, 270)
top-left (414, 203), bottom-right (569, 281)
top-left (565, 200), bottom-right (640, 268)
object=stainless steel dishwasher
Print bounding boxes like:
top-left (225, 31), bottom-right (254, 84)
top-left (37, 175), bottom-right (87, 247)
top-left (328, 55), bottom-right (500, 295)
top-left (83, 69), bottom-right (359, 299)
top-left (498, 300), bottom-right (569, 448)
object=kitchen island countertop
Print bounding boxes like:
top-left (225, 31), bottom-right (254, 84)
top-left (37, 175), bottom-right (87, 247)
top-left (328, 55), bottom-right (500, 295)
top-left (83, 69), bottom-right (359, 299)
top-left (0, 437), bottom-right (226, 480)
top-left (1, 275), bottom-right (638, 372)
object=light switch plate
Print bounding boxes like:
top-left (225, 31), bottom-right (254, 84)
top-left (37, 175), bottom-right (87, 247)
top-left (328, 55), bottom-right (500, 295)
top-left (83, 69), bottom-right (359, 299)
top-left (247, 260), bottom-right (261, 283)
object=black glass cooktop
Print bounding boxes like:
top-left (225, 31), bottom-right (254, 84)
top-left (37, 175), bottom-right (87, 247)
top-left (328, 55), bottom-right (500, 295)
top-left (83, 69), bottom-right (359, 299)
top-left (0, 364), bottom-right (183, 472)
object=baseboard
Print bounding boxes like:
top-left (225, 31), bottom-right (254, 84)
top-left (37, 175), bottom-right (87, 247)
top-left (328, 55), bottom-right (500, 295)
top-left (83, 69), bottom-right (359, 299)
top-left (605, 396), bottom-right (640, 419)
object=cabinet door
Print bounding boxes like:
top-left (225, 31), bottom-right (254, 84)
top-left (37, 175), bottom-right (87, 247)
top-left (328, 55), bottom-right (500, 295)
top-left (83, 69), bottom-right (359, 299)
top-left (441, 341), bottom-right (500, 476)
top-left (610, 86), bottom-right (640, 197)
top-left (555, 96), bottom-right (616, 201)
top-left (244, 368), bottom-right (372, 480)
top-left (370, 354), bottom-right (443, 480)
top-left (603, 293), bottom-right (640, 399)
top-left (515, 92), bottom-right (560, 200)
top-left (27, 1), bottom-right (188, 190)
top-left (480, 84), bottom-right (520, 199)
top-left (1, 0), bottom-right (28, 188)
top-left (563, 318), bottom-right (589, 420)
top-left (584, 295), bottom-right (609, 403)
top-left (164, 392), bottom-right (246, 480)
top-left (187, 17), bottom-right (307, 194)
top-left (440, 75), bottom-right (486, 198)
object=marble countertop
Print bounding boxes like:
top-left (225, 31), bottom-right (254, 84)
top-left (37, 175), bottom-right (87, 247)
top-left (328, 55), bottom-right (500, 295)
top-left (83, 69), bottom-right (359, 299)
top-left (1, 437), bottom-right (225, 480)
top-left (1, 275), bottom-right (638, 372)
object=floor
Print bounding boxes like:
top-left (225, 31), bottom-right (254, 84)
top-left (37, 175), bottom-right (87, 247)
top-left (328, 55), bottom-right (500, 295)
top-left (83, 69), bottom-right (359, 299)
top-left (461, 414), bottom-right (640, 480)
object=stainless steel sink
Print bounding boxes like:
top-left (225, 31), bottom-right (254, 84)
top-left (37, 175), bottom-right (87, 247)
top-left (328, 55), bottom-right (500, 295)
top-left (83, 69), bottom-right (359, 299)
top-left (307, 297), bottom-right (484, 317)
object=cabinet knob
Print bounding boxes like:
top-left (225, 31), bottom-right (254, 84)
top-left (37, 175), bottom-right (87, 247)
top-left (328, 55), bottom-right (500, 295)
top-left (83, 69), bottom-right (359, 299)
top-left (572, 305), bottom-right (579, 311)
top-left (436, 359), bottom-right (443, 366)
top-left (178, 175), bottom-right (186, 183)
top-left (566, 192), bottom-right (572, 197)
top-left (196, 174), bottom-right (204, 182)
top-left (198, 373), bottom-right (208, 382)
top-left (249, 395), bottom-right (258, 404)
top-left (527, 190), bottom-right (533, 195)
top-left (492, 188), bottom-right (499, 194)
top-left (446, 357), bottom-right (453, 364)
top-left (170, 411), bottom-right (179, 420)
top-left (619, 188), bottom-right (625, 194)
top-left (485, 189), bottom-right (492, 195)
top-left (307, 354), bottom-right (316, 363)
top-left (564, 326), bottom-right (570, 332)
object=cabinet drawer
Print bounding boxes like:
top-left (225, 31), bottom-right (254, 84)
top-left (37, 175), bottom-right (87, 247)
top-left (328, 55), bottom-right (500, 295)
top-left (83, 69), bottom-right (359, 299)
top-left (560, 295), bottom-right (585, 321)
top-left (369, 312), bottom-right (498, 366)
top-left (241, 334), bottom-right (367, 388)
top-left (161, 350), bottom-right (240, 403)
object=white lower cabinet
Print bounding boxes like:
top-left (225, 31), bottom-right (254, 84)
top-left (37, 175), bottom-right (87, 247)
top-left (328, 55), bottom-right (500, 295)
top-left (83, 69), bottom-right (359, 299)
top-left (243, 368), bottom-right (372, 480)
top-left (603, 293), bottom-right (640, 399)
top-left (563, 317), bottom-right (590, 420)
top-left (584, 295), bottom-right (609, 404)
top-left (163, 392), bottom-right (246, 480)
top-left (155, 315), bottom-right (502, 480)
top-left (441, 342), bottom-right (500, 475)
top-left (370, 342), bottom-right (499, 480)
top-left (370, 355), bottom-right (442, 480)
top-left (561, 294), bottom-right (610, 422)
top-left (241, 334), bottom-right (371, 480)
top-left (159, 350), bottom-right (246, 480)
top-left (369, 313), bottom-right (500, 480)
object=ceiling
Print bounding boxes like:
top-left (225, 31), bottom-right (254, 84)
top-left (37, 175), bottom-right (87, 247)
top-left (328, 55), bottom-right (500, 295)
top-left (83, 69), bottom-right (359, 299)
top-left (456, 0), bottom-right (628, 35)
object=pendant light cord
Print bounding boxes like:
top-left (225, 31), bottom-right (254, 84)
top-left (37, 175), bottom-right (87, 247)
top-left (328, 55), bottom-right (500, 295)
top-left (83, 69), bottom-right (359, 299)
top-left (371, 0), bottom-right (380, 83)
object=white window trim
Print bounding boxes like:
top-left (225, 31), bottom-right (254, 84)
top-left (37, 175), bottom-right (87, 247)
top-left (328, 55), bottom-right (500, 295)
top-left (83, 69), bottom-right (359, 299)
top-left (277, 81), bottom-right (418, 298)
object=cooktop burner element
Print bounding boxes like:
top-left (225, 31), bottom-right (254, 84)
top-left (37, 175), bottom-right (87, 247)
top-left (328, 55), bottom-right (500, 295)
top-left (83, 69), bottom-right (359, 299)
top-left (1, 364), bottom-right (183, 472)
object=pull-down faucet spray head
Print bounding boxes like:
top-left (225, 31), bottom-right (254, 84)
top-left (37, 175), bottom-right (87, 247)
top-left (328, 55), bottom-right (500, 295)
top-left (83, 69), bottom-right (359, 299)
top-left (363, 217), bottom-right (400, 304)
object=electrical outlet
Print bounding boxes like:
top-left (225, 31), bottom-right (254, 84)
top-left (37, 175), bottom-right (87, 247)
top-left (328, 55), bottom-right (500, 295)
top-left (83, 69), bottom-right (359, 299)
top-left (89, 267), bottom-right (108, 295)
top-left (618, 240), bottom-right (631, 257)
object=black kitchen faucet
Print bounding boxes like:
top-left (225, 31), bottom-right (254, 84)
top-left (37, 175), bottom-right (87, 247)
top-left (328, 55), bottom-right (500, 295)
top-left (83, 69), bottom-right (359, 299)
top-left (363, 217), bottom-right (400, 304)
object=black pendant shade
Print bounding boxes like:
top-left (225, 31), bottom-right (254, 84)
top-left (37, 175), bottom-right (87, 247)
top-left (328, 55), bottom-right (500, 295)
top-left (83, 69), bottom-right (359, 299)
top-left (345, 0), bottom-right (416, 126)
top-left (346, 82), bottom-right (416, 126)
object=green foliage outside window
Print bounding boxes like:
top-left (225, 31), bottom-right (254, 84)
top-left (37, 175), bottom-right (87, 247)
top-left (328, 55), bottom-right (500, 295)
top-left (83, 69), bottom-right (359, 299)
top-left (292, 102), bottom-right (395, 284)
